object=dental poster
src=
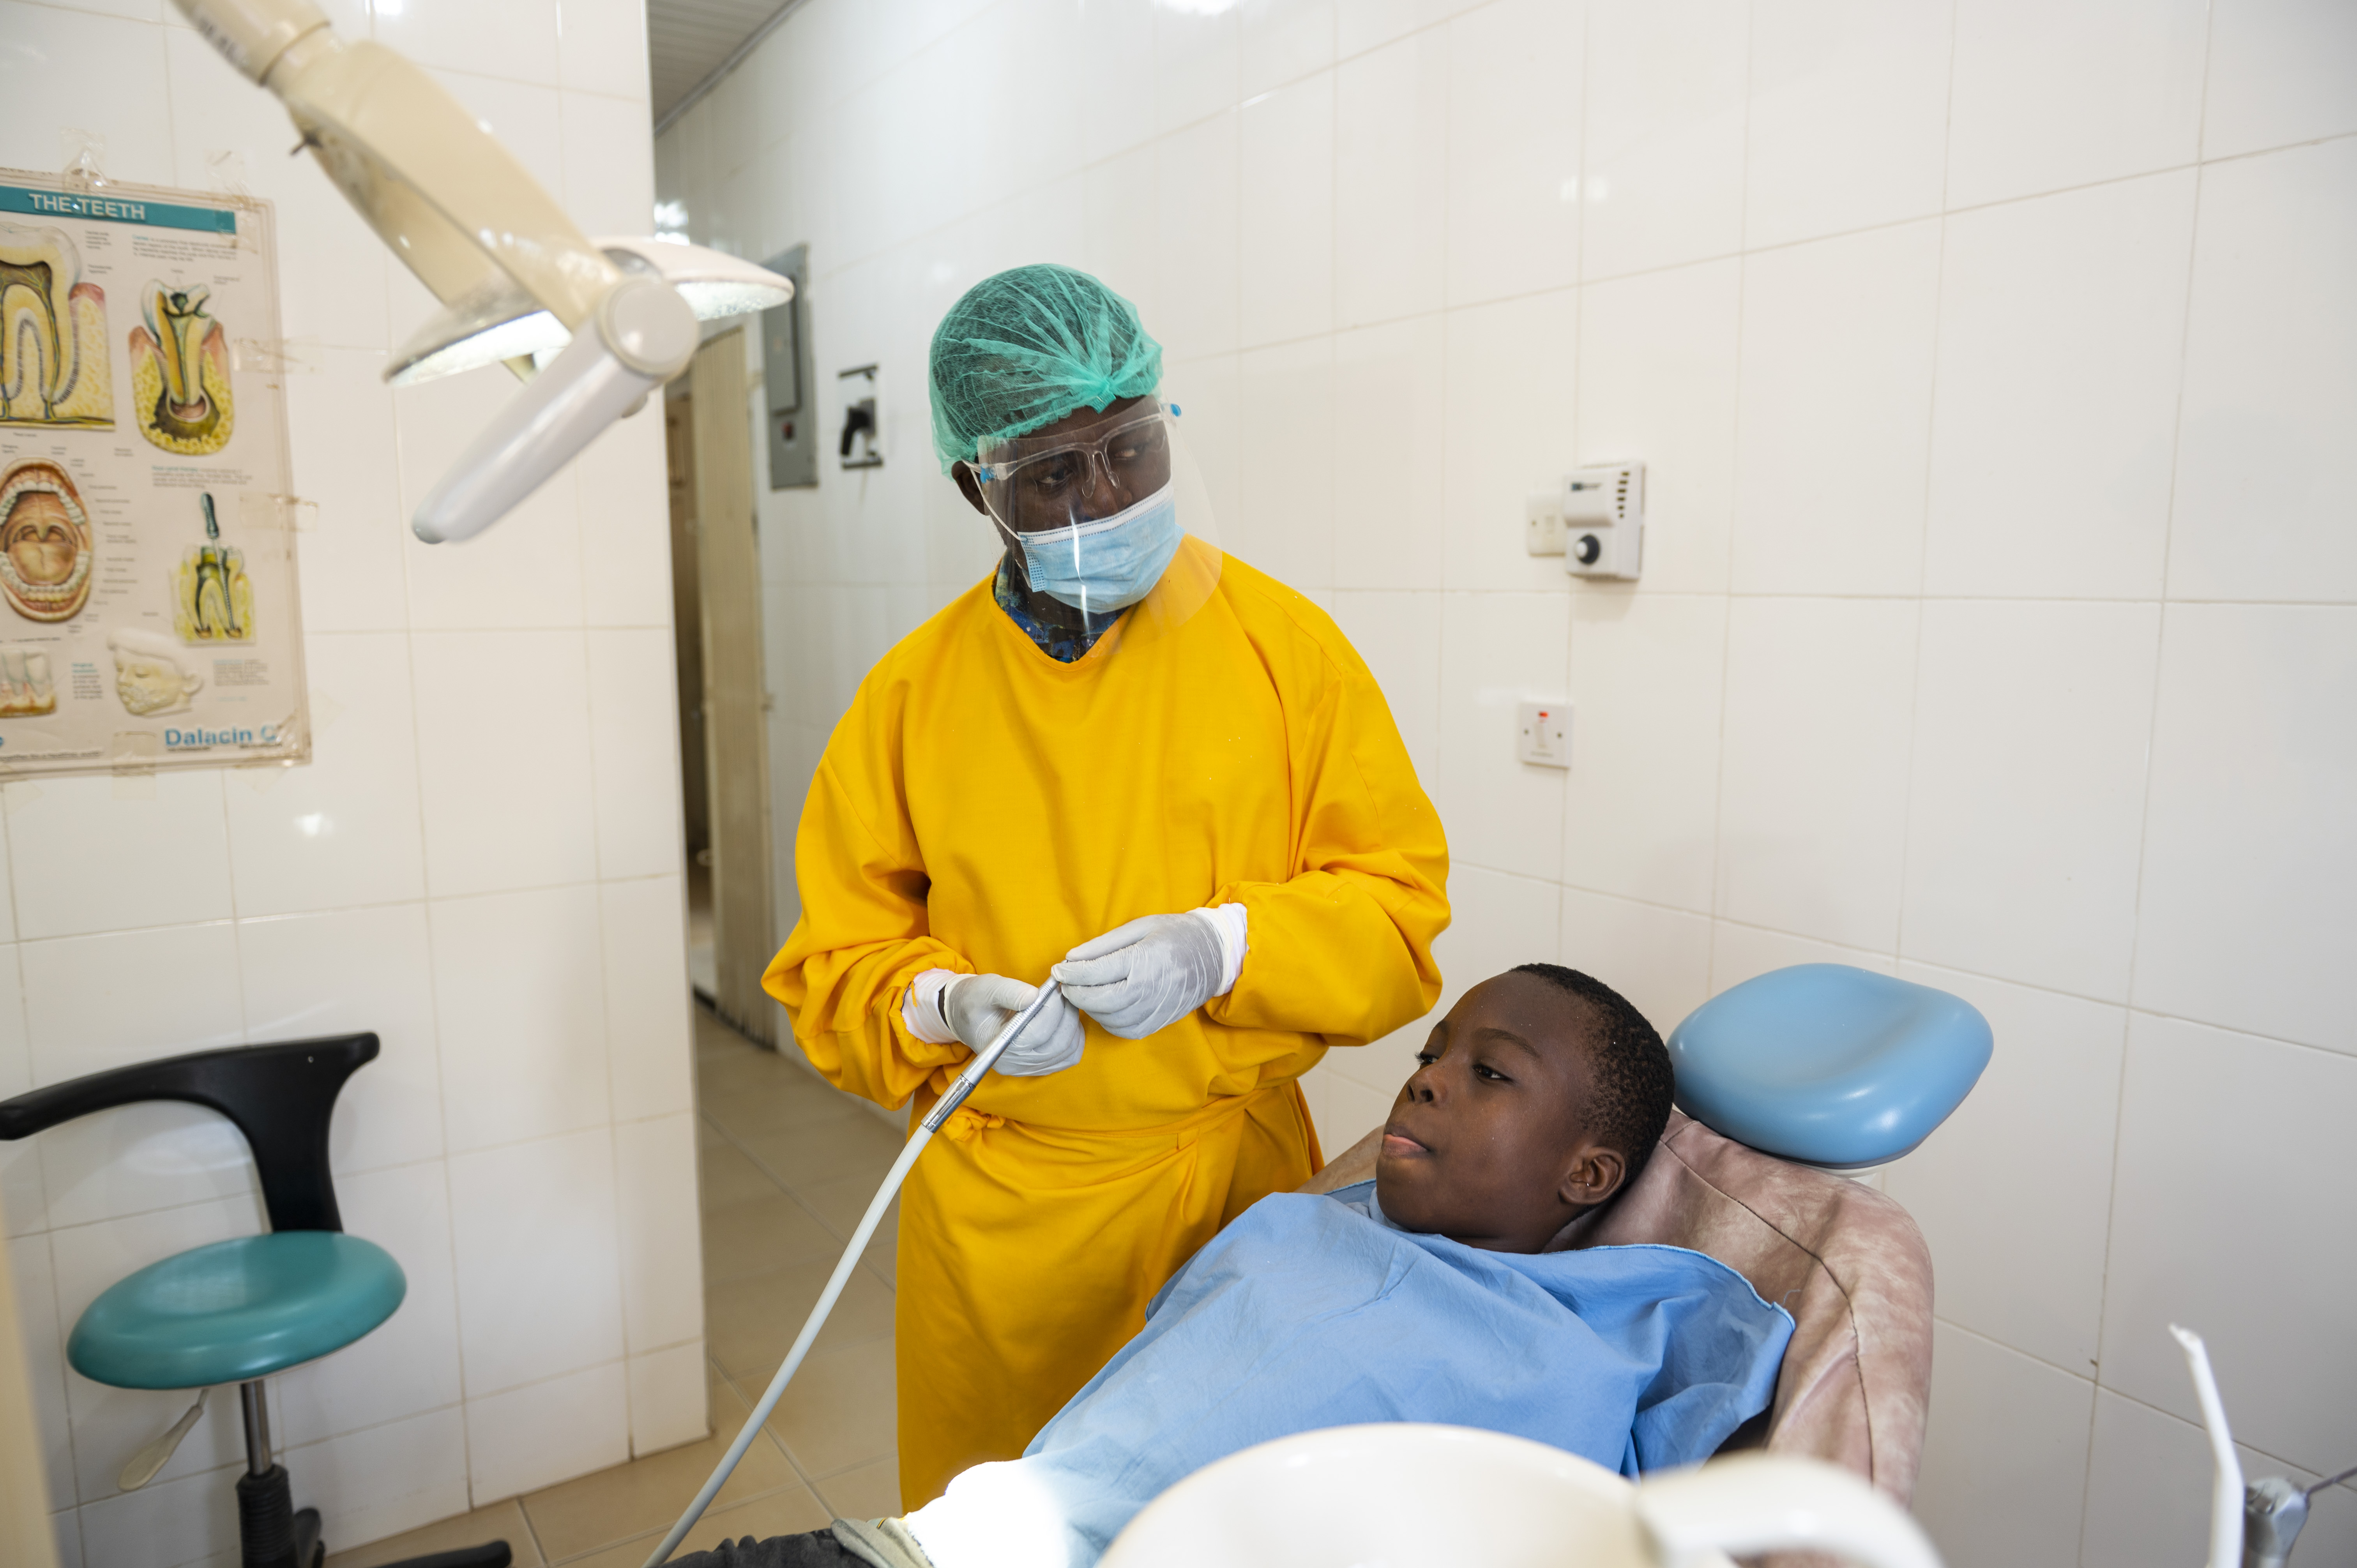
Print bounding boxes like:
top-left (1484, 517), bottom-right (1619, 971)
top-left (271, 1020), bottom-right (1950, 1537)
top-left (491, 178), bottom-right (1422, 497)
top-left (0, 170), bottom-right (307, 775)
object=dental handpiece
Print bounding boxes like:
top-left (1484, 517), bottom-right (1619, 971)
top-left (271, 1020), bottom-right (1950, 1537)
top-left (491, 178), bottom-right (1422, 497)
top-left (642, 982), bottom-right (1062, 1566)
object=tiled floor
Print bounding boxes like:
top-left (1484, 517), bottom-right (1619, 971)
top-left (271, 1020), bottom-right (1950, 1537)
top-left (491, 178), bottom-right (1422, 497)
top-left (329, 1005), bottom-right (909, 1568)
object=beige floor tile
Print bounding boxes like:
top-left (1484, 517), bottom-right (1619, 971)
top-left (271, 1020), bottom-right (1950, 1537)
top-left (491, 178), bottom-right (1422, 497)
top-left (521, 1372), bottom-right (802, 1562)
top-left (698, 1139), bottom-right (783, 1209)
top-left (325, 1499), bottom-right (543, 1568)
top-left (762, 1335), bottom-right (898, 1481)
top-left (704, 1074), bottom-right (870, 1143)
top-left (553, 1482), bottom-right (835, 1567)
top-left (810, 1456), bottom-right (902, 1524)
top-left (701, 1191), bottom-right (843, 1283)
top-left (706, 1261), bottom-right (896, 1379)
top-left (735, 1114), bottom-right (908, 1192)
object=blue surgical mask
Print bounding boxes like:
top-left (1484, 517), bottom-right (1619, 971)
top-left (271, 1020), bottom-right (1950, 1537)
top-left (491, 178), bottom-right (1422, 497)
top-left (1002, 481), bottom-right (1182, 616)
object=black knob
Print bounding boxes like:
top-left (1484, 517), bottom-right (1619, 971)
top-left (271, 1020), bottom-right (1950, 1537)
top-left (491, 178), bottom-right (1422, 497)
top-left (1574, 534), bottom-right (1602, 565)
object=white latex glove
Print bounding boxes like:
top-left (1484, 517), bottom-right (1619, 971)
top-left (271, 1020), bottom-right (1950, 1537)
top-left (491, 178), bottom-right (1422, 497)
top-left (941, 973), bottom-right (1085, 1077)
top-left (1052, 911), bottom-right (1229, 1039)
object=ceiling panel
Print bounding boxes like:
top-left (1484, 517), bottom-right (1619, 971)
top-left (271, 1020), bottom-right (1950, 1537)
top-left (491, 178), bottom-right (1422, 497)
top-left (647, 0), bottom-right (794, 124)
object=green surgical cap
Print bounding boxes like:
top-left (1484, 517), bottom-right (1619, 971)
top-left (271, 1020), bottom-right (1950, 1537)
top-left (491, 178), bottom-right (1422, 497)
top-left (928, 264), bottom-right (1163, 473)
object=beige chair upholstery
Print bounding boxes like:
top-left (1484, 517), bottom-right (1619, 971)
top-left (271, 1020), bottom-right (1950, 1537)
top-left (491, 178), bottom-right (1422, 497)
top-left (1305, 1111), bottom-right (1936, 1505)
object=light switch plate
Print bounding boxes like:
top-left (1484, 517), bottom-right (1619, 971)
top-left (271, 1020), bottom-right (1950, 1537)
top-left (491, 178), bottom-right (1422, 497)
top-left (1516, 701), bottom-right (1571, 768)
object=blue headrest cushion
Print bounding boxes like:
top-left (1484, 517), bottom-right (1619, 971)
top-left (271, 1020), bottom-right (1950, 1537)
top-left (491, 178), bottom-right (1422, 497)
top-left (1665, 964), bottom-right (1992, 1169)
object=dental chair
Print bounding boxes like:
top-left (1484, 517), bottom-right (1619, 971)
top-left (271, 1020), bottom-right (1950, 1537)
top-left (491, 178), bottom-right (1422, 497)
top-left (1311, 963), bottom-right (1991, 1521)
top-left (0, 1035), bottom-right (511, 1568)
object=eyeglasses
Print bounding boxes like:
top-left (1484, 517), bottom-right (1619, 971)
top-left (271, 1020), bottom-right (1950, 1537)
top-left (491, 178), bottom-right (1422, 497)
top-left (973, 404), bottom-right (1173, 532)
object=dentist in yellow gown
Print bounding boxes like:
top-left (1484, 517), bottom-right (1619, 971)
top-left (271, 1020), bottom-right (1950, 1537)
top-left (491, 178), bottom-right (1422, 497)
top-left (766, 265), bottom-right (1449, 1507)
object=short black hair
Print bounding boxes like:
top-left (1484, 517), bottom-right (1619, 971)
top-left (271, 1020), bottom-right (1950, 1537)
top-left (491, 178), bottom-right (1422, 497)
top-left (1509, 964), bottom-right (1675, 1188)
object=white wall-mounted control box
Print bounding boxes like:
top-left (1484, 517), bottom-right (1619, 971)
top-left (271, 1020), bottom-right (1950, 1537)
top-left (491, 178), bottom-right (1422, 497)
top-left (1516, 701), bottom-right (1571, 768)
top-left (1526, 461), bottom-right (1645, 580)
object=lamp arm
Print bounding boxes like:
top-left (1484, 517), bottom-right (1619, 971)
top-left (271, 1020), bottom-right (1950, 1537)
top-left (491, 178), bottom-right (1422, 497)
top-left (172, 0), bottom-right (621, 330)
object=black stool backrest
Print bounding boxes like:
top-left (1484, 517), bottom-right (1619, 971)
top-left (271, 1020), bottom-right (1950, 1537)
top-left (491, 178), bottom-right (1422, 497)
top-left (0, 1034), bottom-right (378, 1232)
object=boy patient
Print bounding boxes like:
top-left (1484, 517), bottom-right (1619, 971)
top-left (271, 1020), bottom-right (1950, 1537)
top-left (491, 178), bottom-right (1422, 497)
top-left (674, 965), bottom-right (1793, 1568)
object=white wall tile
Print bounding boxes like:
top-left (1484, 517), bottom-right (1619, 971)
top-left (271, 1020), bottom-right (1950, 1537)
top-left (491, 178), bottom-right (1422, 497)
top-left (1329, 592), bottom-right (1441, 788)
top-left (2202, 0), bottom-right (2357, 160)
top-left (2167, 139), bottom-right (2357, 604)
top-left (21, 923), bottom-right (250, 1229)
top-left (577, 401), bottom-right (675, 628)
top-left (1336, 0), bottom-right (1465, 58)
top-left (1744, 0), bottom-right (1952, 251)
top-left (1715, 598), bottom-right (1917, 952)
top-left (1334, 31), bottom-right (1446, 328)
top-left (461, 1358), bottom-right (630, 1503)
top-left (9, 1234), bottom-right (76, 1513)
top-left (1332, 315), bottom-right (1445, 589)
top-left (1232, 338), bottom-right (1335, 590)
top-left (6, 774), bottom-right (232, 941)
top-left (277, 350), bottom-right (407, 631)
top-left (1730, 221), bottom-right (1941, 596)
top-left (2133, 606), bottom-right (2356, 1053)
top-left (1154, 111), bottom-right (1241, 362)
top-left (1575, 258), bottom-right (1740, 594)
top-left (1238, 71), bottom-right (1332, 347)
top-left (409, 631), bottom-right (599, 900)
top-left (561, 90), bottom-right (658, 240)
top-left (447, 1128), bottom-right (625, 1396)
top-left (430, 885), bottom-right (610, 1153)
top-left (1154, 1), bottom-right (1240, 135)
top-left (76, 1456), bottom-right (238, 1568)
top-left (628, 1338), bottom-right (710, 1455)
top-left (1562, 592), bottom-right (1726, 913)
top-left (1445, 0), bottom-right (1582, 307)
top-left (1911, 1323), bottom-right (2093, 1568)
top-left (1082, 143), bottom-right (1161, 328)
top-left (1706, 918), bottom-right (1896, 994)
top-left (1241, 0), bottom-right (1333, 97)
top-left (1923, 173), bottom-right (2196, 600)
top-left (1901, 601), bottom-right (2159, 1001)
top-left (1883, 966), bottom-right (2122, 1374)
top-left (1581, 0), bottom-right (1749, 281)
top-left (559, 0), bottom-right (651, 99)
top-left (274, 1162), bottom-right (464, 1448)
top-left (1441, 289), bottom-right (1579, 590)
top-left (1078, 0), bottom-right (1157, 165)
top-left (613, 1111), bottom-right (701, 1352)
top-left (0, 4), bottom-right (176, 187)
top-left (1556, 886), bottom-right (1712, 1040)
top-left (602, 876), bottom-right (694, 1119)
top-left (376, 0), bottom-right (560, 88)
top-left (1945, 0), bottom-right (2207, 210)
top-left (585, 629), bottom-right (684, 882)
top-left (1433, 592), bottom-right (1570, 880)
top-left (2081, 1390), bottom-right (2357, 1568)
top-left (239, 903), bottom-right (443, 1176)
top-left (224, 633), bottom-right (426, 918)
top-left (284, 1406), bottom-right (472, 1556)
top-left (2097, 1015), bottom-right (2357, 1469)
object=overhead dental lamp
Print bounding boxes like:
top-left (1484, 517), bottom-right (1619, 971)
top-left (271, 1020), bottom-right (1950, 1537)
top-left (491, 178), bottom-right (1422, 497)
top-left (174, 0), bottom-right (792, 544)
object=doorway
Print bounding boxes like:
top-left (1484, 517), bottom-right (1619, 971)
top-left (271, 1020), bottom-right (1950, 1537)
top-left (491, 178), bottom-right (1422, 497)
top-left (668, 326), bottom-right (779, 1044)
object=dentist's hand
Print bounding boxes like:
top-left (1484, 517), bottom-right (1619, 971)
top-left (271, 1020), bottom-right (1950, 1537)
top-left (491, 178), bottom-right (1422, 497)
top-left (1053, 912), bottom-right (1228, 1039)
top-left (942, 974), bottom-right (1086, 1076)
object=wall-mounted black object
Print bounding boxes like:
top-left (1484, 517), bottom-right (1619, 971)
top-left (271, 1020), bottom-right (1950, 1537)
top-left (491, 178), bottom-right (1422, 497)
top-left (840, 363), bottom-right (882, 469)
top-left (762, 244), bottom-right (817, 490)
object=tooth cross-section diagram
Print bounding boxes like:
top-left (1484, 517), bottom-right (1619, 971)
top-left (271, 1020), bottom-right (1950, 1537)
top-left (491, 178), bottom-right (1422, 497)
top-left (0, 222), bottom-right (113, 429)
top-left (129, 281), bottom-right (235, 455)
top-left (0, 460), bottom-right (95, 623)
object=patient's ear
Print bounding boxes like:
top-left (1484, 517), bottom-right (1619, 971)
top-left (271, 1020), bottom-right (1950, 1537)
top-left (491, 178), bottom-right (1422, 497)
top-left (1559, 1145), bottom-right (1627, 1211)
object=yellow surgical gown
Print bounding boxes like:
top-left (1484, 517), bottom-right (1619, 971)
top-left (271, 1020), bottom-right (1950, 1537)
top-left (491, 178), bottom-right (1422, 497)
top-left (764, 541), bottom-right (1449, 1506)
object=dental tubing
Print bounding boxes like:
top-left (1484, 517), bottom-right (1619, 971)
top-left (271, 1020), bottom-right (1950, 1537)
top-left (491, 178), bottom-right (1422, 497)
top-left (643, 983), bottom-right (1063, 1566)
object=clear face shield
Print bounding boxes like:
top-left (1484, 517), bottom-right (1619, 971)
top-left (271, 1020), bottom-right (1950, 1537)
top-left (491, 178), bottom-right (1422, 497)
top-left (972, 398), bottom-right (1221, 631)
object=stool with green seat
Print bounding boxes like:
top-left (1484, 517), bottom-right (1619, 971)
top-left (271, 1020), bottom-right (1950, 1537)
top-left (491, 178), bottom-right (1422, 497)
top-left (0, 1034), bottom-right (509, 1568)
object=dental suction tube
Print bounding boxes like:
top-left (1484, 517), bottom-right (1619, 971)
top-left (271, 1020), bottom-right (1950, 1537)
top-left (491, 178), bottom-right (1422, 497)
top-left (642, 984), bottom-right (1062, 1567)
